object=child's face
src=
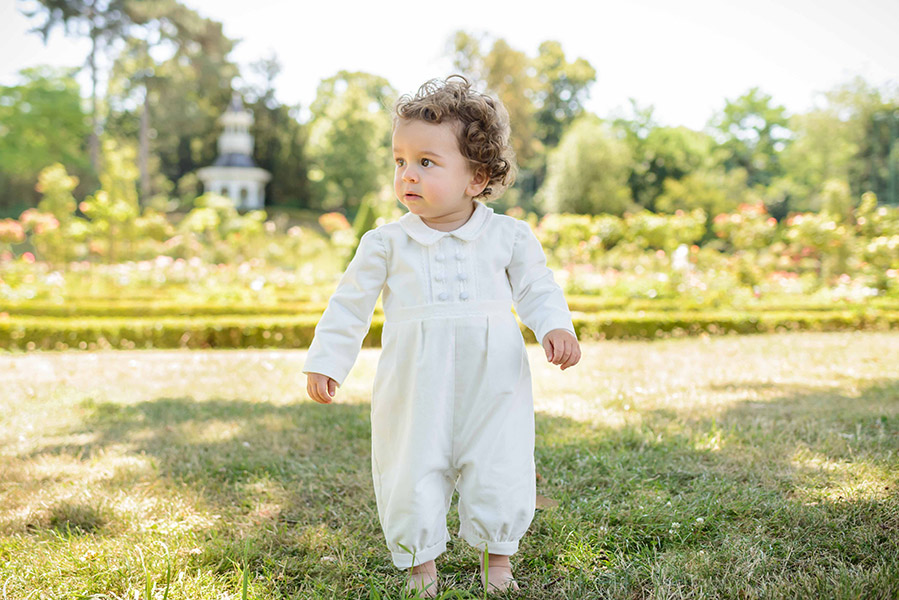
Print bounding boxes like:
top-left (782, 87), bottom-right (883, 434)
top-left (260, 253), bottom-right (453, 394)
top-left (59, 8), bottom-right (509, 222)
top-left (392, 119), bottom-right (487, 223)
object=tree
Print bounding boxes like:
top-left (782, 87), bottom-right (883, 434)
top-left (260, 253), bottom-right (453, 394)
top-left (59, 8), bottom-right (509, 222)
top-left (538, 116), bottom-right (635, 215)
top-left (448, 32), bottom-right (597, 203)
top-left (449, 32), bottom-right (539, 168)
top-left (21, 0), bottom-right (132, 171)
top-left (532, 40), bottom-right (597, 149)
top-left (655, 168), bottom-right (753, 220)
top-left (614, 100), bottom-right (715, 210)
top-left (482, 38), bottom-right (539, 167)
top-left (239, 54), bottom-right (310, 208)
top-left (0, 67), bottom-right (90, 216)
top-left (77, 139), bottom-right (140, 262)
top-left (777, 106), bottom-right (856, 213)
top-left (106, 33), bottom-right (160, 200)
top-left (822, 76), bottom-right (899, 203)
top-left (105, 0), bottom-right (238, 199)
top-left (306, 71), bottom-right (395, 213)
top-left (707, 87), bottom-right (792, 188)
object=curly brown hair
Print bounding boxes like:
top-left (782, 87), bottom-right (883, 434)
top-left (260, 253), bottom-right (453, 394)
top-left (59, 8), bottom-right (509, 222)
top-left (394, 75), bottom-right (516, 199)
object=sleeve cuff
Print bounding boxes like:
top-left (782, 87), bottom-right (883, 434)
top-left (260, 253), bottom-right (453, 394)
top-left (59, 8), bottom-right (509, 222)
top-left (302, 358), bottom-right (350, 387)
top-left (536, 316), bottom-right (577, 347)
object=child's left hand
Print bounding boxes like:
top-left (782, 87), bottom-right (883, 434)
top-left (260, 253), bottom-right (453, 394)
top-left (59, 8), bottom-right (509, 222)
top-left (543, 329), bottom-right (581, 370)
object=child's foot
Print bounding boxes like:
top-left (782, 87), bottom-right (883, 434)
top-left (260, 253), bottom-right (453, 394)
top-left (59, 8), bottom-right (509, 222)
top-left (480, 553), bottom-right (520, 593)
top-left (406, 559), bottom-right (438, 598)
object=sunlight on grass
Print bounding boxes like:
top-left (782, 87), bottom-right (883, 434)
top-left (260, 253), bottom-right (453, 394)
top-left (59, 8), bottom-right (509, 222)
top-left (192, 420), bottom-right (243, 443)
top-left (789, 446), bottom-right (896, 503)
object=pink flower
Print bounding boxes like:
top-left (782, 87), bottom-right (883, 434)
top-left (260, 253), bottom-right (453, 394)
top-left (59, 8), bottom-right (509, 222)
top-left (318, 212), bottom-right (351, 234)
top-left (0, 219), bottom-right (26, 243)
top-left (23, 252), bottom-right (35, 263)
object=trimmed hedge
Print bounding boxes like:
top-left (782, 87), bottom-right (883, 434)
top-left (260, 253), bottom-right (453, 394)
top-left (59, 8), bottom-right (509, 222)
top-left (5, 295), bottom-right (898, 318)
top-left (0, 300), bottom-right (332, 318)
top-left (2, 310), bottom-right (897, 352)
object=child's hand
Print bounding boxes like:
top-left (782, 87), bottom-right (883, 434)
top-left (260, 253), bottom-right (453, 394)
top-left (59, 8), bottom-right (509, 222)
top-left (542, 329), bottom-right (581, 371)
top-left (306, 372), bottom-right (338, 404)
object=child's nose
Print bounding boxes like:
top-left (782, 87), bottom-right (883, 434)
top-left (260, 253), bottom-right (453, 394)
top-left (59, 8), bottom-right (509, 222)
top-left (402, 167), bottom-right (419, 183)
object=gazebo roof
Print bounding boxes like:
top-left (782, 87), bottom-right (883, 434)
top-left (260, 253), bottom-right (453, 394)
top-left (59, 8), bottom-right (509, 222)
top-left (213, 152), bottom-right (257, 168)
top-left (227, 92), bottom-right (244, 113)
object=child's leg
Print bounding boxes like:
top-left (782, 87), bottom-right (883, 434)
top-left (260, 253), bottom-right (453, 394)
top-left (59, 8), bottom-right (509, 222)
top-left (453, 316), bottom-right (536, 570)
top-left (370, 320), bottom-right (458, 569)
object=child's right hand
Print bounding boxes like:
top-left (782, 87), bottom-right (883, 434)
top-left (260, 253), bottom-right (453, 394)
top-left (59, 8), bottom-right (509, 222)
top-left (306, 372), bottom-right (338, 404)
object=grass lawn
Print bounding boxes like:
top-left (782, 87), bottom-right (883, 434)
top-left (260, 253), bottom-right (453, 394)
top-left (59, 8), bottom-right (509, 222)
top-left (1, 332), bottom-right (898, 599)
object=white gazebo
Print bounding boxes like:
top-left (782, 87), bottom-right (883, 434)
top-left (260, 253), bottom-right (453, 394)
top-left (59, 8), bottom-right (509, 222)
top-left (197, 93), bottom-right (271, 210)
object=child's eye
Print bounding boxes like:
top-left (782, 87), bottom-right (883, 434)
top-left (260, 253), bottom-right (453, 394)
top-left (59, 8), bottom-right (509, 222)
top-left (420, 158), bottom-right (432, 167)
top-left (395, 158), bottom-right (405, 167)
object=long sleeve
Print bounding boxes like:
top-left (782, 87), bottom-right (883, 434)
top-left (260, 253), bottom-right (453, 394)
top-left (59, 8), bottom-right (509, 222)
top-left (303, 228), bottom-right (388, 385)
top-left (506, 219), bottom-right (575, 346)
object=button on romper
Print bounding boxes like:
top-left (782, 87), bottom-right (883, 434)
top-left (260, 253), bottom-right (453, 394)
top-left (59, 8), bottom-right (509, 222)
top-left (303, 202), bottom-right (576, 568)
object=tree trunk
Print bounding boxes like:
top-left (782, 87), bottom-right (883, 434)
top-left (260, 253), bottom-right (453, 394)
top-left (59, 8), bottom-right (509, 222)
top-left (88, 30), bottom-right (101, 172)
top-left (139, 85), bottom-right (150, 201)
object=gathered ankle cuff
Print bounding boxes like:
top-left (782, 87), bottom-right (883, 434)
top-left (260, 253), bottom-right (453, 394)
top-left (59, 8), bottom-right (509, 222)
top-left (390, 537), bottom-right (447, 569)
top-left (459, 532), bottom-right (520, 557)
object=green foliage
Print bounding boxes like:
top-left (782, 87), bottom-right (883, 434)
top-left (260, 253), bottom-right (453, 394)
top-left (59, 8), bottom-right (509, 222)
top-left (784, 211), bottom-right (853, 279)
top-left (823, 76), bottom-right (899, 202)
top-left (448, 32), bottom-right (597, 210)
top-left (779, 106), bottom-right (857, 211)
top-left (176, 193), bottom-right (266, 262)
top-left (707, 87), bottom-right (792, 188)
top-left (614, 102), bottom-right (716, 210)
top-left (78, 140), bottom-right (141, 262)
top-left (539, 117), bottom-right (635, 215)
top-left (712, 203), bottom-right (779, 251)
top-left (105, 0), bottom-right (239, 194)
top-left (35, 163), bottom-right (79, 220)
top-left (307, 71), bottom-right (395, 212)
top-left (625, 209), bottom-right (706, 252)
top-left (856, 192), bottom-right (899, 238)
top-left (0, 67), bottom-right (90, 215)
top-left (655, 168), bottom-right (754, 229)
top-left (241, 55), bottom-right (310, 208)
top-left (535, 213), bottom-right (624, 265)
top-left (22, 0), bottom-right (134, 169)
top-left (855, 193), bottom-right (899, 287)
top-left (532, 41), bottom-right (597, 149)
top-left (20, 163), bottom-right (87, 264)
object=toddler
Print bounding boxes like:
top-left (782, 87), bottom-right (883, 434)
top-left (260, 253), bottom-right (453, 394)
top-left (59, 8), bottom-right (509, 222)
top-left (303, 75), bottom-right (581, 597)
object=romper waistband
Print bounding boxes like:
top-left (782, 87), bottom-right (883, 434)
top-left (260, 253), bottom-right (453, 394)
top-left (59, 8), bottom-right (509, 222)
top-left (384, 300), bottom-right (513, 323)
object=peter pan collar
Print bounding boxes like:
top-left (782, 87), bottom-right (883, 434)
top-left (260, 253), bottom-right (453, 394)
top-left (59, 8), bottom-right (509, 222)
top-left (398, 201), bottom-right (494, 246)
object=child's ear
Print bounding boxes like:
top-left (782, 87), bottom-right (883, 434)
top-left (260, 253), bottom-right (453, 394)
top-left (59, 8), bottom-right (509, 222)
top-left (466, 168), bottom-right (489, 198)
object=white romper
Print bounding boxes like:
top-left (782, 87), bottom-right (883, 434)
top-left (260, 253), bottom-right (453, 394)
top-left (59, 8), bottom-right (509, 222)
top-left (303, 201), bottom-right (576, 568)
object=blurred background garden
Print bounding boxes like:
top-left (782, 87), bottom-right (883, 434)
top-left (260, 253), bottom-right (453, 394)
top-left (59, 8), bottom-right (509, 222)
top-left (2, 2), bottom-right (899, 599)
top-left (1, 0), bottom-right (898, 351)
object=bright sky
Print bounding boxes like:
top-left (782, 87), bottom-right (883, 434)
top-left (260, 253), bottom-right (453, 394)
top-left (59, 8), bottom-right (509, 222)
top-left (2, 0), bottom-right (898, 130)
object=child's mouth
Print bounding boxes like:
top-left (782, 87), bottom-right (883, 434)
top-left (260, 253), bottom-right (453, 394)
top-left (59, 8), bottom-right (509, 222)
top-left (405, 193), bottom-right (421, 201)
